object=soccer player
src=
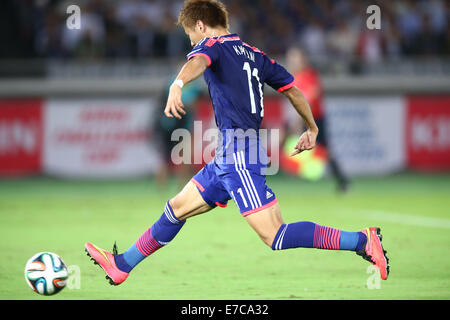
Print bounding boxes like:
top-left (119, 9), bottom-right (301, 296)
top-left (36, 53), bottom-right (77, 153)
top-left (85, 0), bottom-right (389, 285)
top-left (154, 70), bottom-right (202, 187)
top-left (284, 46), bottom-right (350, 192)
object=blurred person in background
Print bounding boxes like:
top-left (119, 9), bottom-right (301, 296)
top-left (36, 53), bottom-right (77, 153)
top-left (396, 0), bottom-right (423, 56)
top-left (3, 0), bottom-right (450, 62)
top-left (327, 19), bottom-right (358, 60)
top-left (61, 1), bottom-right (105, 59)
top-left (356, 28), bottom-right (385, 64)
top-left (284, 46), bottom-right (349, 192)
top-left (154, 64), bottom-right (202, 188)
top-left (299, 17), bottom-right (327, 60)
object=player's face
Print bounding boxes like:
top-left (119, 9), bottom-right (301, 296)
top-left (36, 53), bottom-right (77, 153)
top-left (184, 26), bottom-right (204, 47)
top-left (287, 48), bottom-right (308, 72)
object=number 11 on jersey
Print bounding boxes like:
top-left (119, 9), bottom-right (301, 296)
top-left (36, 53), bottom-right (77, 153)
top-left (243, 62), bottom-right (264, 117)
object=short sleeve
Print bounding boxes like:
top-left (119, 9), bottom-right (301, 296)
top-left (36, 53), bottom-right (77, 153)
top-left (263, 56), bottom-right (295, 93)
top-left (186, 37), bottom-right (220, 67)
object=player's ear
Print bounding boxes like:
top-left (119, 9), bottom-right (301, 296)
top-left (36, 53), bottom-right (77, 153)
top-left (196, 20), bottom-right (205, 33)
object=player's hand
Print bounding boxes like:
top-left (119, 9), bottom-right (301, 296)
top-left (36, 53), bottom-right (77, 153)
top-left (164, 84), bottom-right (186, 119)
top-left (290, 128), bottom-right (318, 157)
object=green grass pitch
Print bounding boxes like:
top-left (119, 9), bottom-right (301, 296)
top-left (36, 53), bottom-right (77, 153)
top-left (1, 172), bottom-right (449, 300)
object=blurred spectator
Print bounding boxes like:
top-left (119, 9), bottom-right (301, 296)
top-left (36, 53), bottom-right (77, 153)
top-left (299, 17), bottom-right (327, 59)
top-left (416, 14), bottom-right (441, 56)
top-left (382, 6), bottom-right (402, 59)
top-left (36, 7), bottom-right (67, 58)
top-left (444, 23), bottom-right (450, 56)
top-left (327, 20), bottom-right (358, 59)
top-left (103, 5), bottom-right (131, 58)
top-left (356, 29), bottom-right (385, 64)
top-left (1, 0), bottom-right (449, 62)
top-left (422, 0), bottom-right (447, 36)
top-left (61, 2), bottom-right (105, 59)
top-left (396, 0), bottom-right (423, 55)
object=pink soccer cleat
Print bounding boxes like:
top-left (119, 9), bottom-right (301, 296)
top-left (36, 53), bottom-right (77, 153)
top-left (357, 227), bottom-right (390, 280)
top-left (84, 242), bottom-right (129, 286)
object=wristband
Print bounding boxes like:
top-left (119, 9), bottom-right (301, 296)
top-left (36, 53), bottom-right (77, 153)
top-left (173, 79), bottom-right (184, 89)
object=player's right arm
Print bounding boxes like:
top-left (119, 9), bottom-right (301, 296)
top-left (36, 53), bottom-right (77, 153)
top-left (281, 86), bottom-right (319, 156)
top-left (164, 55), bottom-right (209, 119)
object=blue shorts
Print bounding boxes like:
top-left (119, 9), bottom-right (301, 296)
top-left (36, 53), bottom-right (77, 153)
top-left (191, 151), bottom-right (277, 217)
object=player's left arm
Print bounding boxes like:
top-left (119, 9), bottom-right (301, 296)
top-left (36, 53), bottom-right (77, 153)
top-left (164, 55), bottom-right (209, 119)
top-left (263, 55), bottom-right (318, 156)
top-left (281, 85), bottom-right (319, 156)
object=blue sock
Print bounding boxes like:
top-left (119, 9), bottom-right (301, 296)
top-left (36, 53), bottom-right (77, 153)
top-left (272, 221), bottom-right (367, 252)
top-left (272, 221), bottom-right (316, 250)
top-left (115, 244), bottom-right (144, 273)
top-left (340, 230), bottom-right (367, 251)
top-left (115, 201), bottom-right (185, 273)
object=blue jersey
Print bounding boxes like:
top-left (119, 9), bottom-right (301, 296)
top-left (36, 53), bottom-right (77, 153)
top-left (187, 34), bottom-right (293, 215)
top-left (186, 34), bottom-right (294, 132)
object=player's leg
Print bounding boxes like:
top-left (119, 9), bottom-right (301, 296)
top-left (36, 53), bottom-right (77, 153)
top-left (118, 179), bottom-right (214, 265)
top-left (85, 161), bottom-right (230, 285)
top-left (244, 198), bottom-right (389, 279)
top-left (244, 200), bottom-right (366, 251)
top-left (114, 161), bottom-right (230, 268)
top-left (225, 152), bottom-right (389, 279)
top-left (224, 151), bottom-right (367, 251)
top-left (244, 200), bottom-right (284, 246)
top-left (85, 180), bottom-right (212, 285)
top-left (169, 179), bottom-right (213, 220)
top-left (317, 117), bottom-right (349, 192)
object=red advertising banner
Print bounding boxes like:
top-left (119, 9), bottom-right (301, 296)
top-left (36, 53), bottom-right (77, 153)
top-left (406, 96), bottom-right (450, 170)
top-left (0, 99), bottom-right (43, 176)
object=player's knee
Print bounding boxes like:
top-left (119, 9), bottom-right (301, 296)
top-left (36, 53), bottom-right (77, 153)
top-left (258, 233), bottom-right (276, 248)
top-left (265, 237), bottom-right (276, 249)
top-left (168, 196), bottom-right (182, 216)
top-left (168, 191), bottom-right (204, 220)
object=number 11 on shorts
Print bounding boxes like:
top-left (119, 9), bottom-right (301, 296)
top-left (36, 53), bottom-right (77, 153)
top-left (231, 188), bottom-right (248, 209)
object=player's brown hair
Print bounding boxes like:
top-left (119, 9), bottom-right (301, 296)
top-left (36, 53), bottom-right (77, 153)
top-left (177, 0), bottom-right (229, 30)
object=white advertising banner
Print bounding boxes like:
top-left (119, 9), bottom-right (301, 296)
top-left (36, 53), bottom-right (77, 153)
top-left (43, 98), bottom-right (162, 178)
top-left (324, 96), bottom-right (406, 176)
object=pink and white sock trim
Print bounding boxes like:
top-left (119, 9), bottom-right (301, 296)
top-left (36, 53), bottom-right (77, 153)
top-left (313, 224), bottom-right (341, 250)
top-left (135, 228), bottom-right (163, 257)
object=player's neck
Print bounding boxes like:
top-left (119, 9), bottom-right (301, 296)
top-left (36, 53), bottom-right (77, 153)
top-left (206, 28), bottom-right (230, 38)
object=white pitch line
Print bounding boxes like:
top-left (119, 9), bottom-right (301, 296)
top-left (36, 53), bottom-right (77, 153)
top-left (341, 209), bottom-right (450, 230)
